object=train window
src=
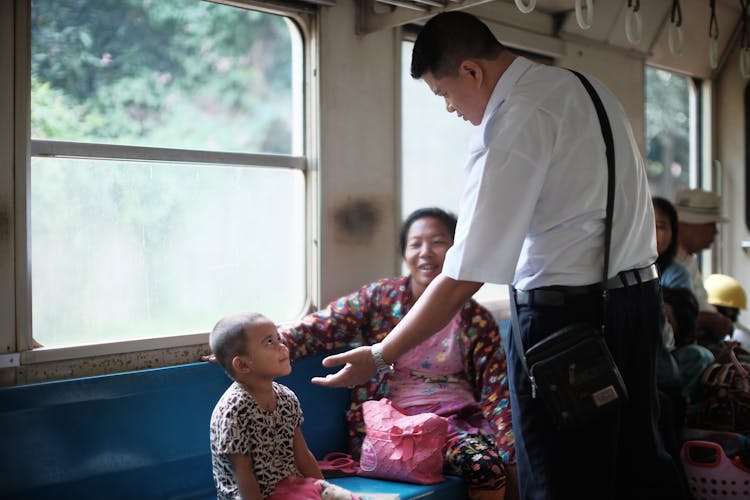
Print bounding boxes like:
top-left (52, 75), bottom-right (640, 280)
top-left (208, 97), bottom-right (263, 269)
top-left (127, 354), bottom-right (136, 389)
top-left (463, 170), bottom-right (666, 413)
top-left (29, 0), bottom-right (306, 348)
top-left (645, 67), bottom-right (697, 200)
top-left (31, 0), bottom-right (303, 155)
top-left (400, 41), bottom-right (472, 217)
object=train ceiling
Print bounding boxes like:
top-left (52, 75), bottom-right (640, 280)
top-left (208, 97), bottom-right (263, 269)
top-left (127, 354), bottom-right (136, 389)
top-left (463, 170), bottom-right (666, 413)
top-left (358, 0), bottom-right (746, 79)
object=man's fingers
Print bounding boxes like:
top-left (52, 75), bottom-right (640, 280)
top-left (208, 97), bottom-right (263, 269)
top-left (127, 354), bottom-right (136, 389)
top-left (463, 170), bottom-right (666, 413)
top-left (320, 351), bottom-right (352, 368)
top-left (311, 371), bottom-right (348, 388)
top-left (311, 346), bottom-right (377, 388)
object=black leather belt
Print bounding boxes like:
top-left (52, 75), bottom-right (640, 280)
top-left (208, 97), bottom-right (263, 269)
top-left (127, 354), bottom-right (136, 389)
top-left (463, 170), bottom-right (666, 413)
top-left (514, 264), bottom-right (658, 307)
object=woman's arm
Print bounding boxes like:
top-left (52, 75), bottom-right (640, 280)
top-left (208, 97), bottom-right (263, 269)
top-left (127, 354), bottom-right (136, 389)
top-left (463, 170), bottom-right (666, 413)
top-left (229, 454), bottom-right (263, 500)
top-left (281, 281), bottom-right (383, 360)
top-left (292, 426), bottom-right (323, 479)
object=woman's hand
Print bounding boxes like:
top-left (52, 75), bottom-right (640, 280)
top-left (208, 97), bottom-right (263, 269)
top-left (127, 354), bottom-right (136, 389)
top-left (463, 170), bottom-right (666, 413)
top-left (311, 346), bottom-right (377, 387)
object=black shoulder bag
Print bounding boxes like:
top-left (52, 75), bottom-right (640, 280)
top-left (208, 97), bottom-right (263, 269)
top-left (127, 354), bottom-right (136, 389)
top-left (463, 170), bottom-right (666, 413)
top-left (508, 71), bottom-right (629, 431)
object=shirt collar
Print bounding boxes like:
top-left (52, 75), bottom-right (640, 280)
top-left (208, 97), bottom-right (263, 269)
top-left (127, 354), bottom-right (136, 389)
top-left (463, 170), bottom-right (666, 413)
top-left (479, 55), bottom-right (533, 128)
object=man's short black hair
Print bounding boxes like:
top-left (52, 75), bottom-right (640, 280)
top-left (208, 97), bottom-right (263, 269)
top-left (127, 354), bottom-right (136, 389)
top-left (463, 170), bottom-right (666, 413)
top-left (411, 11), bottom-right (504, 79)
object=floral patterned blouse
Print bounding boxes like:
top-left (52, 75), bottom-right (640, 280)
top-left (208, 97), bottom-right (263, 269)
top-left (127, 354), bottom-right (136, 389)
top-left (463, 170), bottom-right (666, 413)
top-left (280, 276), bottom-right (514, 463)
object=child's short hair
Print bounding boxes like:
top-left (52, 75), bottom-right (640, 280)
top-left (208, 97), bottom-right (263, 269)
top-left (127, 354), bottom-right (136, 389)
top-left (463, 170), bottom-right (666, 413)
top-left (209, 312), bottom-right (265, 376)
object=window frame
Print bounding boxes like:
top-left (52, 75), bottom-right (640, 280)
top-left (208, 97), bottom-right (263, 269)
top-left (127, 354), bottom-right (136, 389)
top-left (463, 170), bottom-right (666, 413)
top-left (4, 0), bottom-right (317, 367)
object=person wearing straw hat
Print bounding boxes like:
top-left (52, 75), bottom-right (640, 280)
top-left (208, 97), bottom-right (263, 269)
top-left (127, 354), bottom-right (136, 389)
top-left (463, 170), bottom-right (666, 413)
top-left (673, 189), bottom-right (734, 341)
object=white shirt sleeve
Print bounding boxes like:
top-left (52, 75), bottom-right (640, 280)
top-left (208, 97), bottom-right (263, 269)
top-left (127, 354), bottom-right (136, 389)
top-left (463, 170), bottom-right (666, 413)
top-left (443, 105), bottom-right (553, 285)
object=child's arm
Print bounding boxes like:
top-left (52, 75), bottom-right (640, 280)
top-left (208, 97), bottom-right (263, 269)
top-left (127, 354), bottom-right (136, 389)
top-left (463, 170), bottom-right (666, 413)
top-left (230, 453), bottom-right (263, 500)
top-left (292, 426), bottom-right (323, 479)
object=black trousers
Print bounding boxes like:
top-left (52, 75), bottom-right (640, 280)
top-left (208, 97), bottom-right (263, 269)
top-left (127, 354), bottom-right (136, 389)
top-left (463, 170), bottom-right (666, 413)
top-left (505, 279), bottom-right (688, 500)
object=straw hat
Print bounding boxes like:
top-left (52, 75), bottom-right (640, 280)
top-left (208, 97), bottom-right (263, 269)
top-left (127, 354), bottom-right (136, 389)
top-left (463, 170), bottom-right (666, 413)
top-left (674, 189), bottom-right (728, 224)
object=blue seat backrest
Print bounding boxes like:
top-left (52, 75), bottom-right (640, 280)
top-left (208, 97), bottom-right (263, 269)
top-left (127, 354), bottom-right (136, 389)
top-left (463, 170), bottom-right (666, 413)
top-left (0, 355), bottom-right (349, 500)
top-left (279, 354), bottom-right (351, 457)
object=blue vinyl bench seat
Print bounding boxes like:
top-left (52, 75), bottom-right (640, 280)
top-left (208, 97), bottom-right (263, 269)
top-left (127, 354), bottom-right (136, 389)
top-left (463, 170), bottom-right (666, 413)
top-left (0, 354), bottom-right (467, 499)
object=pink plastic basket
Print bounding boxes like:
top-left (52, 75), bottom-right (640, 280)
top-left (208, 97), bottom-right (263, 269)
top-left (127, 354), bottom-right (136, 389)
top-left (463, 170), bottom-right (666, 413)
top-left (681, 440), bottom-right (750, 499)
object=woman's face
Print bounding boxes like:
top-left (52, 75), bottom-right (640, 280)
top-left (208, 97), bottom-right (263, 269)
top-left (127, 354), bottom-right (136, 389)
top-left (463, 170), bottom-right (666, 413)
top-left (403, 216), bottom-right (453, 296)
top-left (654, 207), bottom-right (672, 256)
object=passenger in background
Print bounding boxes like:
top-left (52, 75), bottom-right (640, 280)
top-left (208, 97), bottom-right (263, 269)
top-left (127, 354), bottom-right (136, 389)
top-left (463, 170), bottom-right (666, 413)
top-left (653, 196), bottom-right (691, 351)
top-left (653, 196), bottom-right (715, 401)
top-left (653, 197), bottom-right (692, 292)
top-left (208, 312), bottom-right (360, 500)
top-left (673, 189), bottom-right (734, 341)
top-left (282, 207), bottom-right (513, 500)
top-left (658, 286), bottom-right (703, 494)
top-left (653, 198), bottom-right (704, 480)
top-left (662, 286), bottom-right (714, 401)
top-left (705, 273), bottom-right (750, 353)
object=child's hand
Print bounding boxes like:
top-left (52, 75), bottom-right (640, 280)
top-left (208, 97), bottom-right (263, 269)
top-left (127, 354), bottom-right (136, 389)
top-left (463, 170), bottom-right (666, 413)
top-left (201, 354), bottom-right (217, 363)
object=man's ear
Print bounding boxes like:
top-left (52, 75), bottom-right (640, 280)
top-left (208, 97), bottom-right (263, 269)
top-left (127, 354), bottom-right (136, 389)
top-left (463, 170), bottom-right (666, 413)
top-left (459, 60), bottom-right (483, 86)
top-left (232, 355), bottom-right (252, 373)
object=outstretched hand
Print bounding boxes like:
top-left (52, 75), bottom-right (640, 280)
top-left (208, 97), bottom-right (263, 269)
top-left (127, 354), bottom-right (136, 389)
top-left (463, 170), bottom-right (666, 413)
top-left (311, 346), bottom-right (377, 388)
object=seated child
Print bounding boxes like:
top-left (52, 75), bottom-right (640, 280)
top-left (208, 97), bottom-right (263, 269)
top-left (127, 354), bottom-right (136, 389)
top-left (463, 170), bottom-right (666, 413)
top-left (209, 312), bottom-right (360, 500)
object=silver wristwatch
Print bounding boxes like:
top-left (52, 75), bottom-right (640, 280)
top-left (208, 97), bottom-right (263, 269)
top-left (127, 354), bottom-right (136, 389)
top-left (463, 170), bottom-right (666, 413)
top-left (371, 342), bottom-right (394, 375)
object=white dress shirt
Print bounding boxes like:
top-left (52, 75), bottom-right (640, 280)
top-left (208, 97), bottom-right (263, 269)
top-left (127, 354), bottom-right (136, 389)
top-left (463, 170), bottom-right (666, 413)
top-left (443, 57), bottom-right (657, 290)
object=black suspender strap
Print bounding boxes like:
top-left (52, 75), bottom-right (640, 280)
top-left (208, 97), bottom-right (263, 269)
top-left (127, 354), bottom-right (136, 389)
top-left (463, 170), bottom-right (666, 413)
top-left (509, 70), bottom-right (616, 388)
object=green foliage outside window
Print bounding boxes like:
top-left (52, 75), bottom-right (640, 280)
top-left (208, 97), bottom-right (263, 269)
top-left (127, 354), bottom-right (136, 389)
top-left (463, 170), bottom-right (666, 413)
top-left (31, 0), bottom-right (297, 154)
top-left (30, 0), bottom-right (306, 347)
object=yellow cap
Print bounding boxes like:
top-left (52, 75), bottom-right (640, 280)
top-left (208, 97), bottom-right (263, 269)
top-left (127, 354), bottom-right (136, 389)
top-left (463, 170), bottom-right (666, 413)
top-left (705, 274), bottom-right (747, 310)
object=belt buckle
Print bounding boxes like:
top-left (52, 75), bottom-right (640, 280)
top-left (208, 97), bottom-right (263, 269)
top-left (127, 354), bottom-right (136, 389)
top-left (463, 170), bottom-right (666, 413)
top-left (624, 271), bottom-right (637, 287)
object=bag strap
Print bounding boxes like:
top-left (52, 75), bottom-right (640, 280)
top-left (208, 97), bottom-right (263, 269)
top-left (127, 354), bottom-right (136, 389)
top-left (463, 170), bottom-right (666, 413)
top-left (509, 70), bottom-right (616, 392)
top-left (317, 452), bottom-right (360, 476)
top-left (570, 70), bottom-right (616, 305)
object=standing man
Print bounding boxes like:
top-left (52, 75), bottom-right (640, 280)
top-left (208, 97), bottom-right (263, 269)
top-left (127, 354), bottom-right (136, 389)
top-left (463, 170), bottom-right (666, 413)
top-left (313, 11), bottom-right (685, 499)
top-left (673, 188), bottom-right (734, 341)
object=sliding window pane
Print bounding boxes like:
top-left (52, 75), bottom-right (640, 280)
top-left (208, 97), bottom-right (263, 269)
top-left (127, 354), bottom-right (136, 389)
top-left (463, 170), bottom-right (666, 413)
top-left (31, 158), bottom-right (305, 347)
top-left (31, 0), bottom-right (303, 155)
top-left (645, 67), bottom-right (696, 199)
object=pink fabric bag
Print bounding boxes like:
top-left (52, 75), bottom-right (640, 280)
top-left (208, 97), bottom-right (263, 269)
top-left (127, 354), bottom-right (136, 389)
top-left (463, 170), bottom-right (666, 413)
top-left (358, 398), bottom-right (448, 484)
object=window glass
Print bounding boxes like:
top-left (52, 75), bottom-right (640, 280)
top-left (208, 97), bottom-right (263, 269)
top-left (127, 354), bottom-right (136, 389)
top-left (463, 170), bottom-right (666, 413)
top-left (30, 0), bottom-right (306, 347)
top-left (31, 159), bottom-right (305, 347)
top-left (401, 42), bottom-right (472, 218)
top-left (400, 41), bottom-right (504, 309)
top-left (645, 67), bottom-right (696, 199)
top-left (31, 0), bottom-right (303, 155)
